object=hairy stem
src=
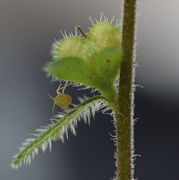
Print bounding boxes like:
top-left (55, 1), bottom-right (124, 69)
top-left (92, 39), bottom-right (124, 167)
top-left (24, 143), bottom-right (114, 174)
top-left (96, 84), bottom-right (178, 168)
top-left (114, 0), bottom-right (137, 180)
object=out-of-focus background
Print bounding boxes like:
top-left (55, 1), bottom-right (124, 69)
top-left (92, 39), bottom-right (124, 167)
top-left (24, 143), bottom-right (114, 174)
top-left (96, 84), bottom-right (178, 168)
top-left (0, 0), bottom-right (178, 179)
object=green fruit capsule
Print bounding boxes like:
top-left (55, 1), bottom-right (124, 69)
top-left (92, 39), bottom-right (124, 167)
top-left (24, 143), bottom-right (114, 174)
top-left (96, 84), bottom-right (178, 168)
top-left (52, 36), bottom-right (96, 62)
top-left (88, 21), bottom-right (122, 51)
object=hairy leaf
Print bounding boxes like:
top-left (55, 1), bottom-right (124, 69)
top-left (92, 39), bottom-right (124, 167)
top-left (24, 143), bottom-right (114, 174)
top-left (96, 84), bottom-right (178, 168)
top-left (11, 96), bottom-right (109, 168)
top-left (45, 56), bottom-right (97, 87)
top-left (89, 46), bottom-right (122, 86)
top-left (44, 46), bottom-right (123, 102)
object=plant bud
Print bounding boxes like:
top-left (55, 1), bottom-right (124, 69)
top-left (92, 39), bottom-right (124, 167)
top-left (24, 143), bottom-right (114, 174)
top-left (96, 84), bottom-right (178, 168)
top-left (52, 36), bottom-right (96, 62)
top-left (88, 22), bottom-right (122, 51)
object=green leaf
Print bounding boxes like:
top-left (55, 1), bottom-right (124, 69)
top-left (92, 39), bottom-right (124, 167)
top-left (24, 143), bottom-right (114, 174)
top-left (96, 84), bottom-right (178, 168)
top-left (11, 96), bottom-right (109, 169)
top-left (90, 46), bottom-right (122, 85)
top-left (44, 46), bottom-right (123, 102)
top-left (45, 57), bottom-right (97, 87)
top-left (89, 46), bottom-right (123, 103)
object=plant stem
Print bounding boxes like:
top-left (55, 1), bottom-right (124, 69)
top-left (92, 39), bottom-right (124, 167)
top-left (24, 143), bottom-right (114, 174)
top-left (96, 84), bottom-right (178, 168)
top-left (114, 0), bottom-right (137, 180)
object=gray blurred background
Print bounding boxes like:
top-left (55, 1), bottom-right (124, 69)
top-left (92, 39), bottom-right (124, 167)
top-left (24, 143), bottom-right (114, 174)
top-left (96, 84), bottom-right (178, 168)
top-left (0, 0), bottom-right (179, 179)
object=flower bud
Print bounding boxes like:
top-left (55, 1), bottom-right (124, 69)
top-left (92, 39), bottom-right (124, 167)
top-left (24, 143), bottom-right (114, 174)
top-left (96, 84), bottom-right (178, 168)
top-left (88, 22), bottom-right (122, 51)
